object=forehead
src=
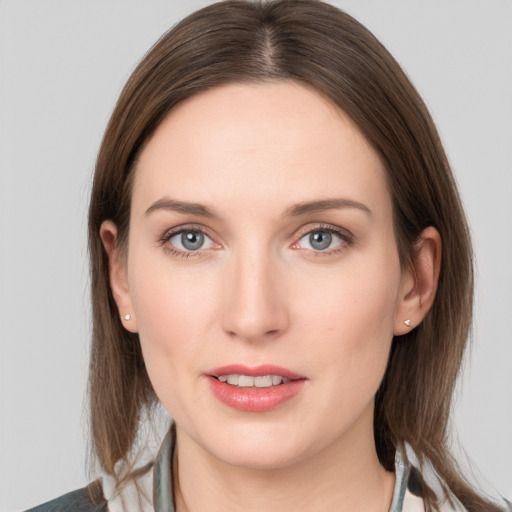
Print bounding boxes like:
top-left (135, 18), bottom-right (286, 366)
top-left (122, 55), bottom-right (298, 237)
top-left (132, 81), bottom-right (389, 215)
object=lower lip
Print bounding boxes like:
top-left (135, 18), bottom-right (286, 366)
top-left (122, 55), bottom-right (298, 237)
top-left (207, 377), bottom-right (306, 412)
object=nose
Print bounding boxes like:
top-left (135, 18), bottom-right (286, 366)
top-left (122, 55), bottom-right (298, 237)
top-left (221, 248), bottom-right (289, 342)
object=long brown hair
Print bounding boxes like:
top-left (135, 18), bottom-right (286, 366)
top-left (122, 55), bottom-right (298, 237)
top-left (88, 1), bottom-right (491, 510)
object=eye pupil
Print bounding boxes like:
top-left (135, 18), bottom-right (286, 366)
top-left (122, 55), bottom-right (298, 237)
top-left (309, 231), bottom-right (332, 250)
top-left (181, 231), bottom-right (204, 250)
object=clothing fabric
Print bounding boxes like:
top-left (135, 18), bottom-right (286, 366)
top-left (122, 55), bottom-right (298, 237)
top-left (26, 424), bottom-right (506, 512)
top-left (24, 480), bottom-right (108, 512)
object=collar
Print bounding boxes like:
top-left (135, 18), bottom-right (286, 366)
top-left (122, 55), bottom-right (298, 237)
top-left (153, 424), bottom-right (176, 512)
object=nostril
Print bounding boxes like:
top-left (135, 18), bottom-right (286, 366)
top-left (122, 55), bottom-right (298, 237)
top-left (220, 275), bottom-right (290, 340)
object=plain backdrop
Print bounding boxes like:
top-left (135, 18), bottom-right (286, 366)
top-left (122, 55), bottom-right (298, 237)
top-left (1, 1), bottom-right (511, 510)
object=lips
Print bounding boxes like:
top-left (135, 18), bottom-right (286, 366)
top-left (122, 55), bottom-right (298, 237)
top-left (218, 374), bottom-right (290, 387)
top-left (206, 365), bottom-right (307, 412)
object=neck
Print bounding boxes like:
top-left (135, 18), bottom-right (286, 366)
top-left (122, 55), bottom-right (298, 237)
top-left (172, 408), bottom-right (395, 512)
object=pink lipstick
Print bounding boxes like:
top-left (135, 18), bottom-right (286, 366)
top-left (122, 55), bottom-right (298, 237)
top-left (206, 365), bottom-right (306, 412)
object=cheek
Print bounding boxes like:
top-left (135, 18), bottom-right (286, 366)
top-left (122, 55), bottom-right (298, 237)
top-left (128, 263), bottom-right (222, 423)
top-left (288, 254), bottom-right (401, 443)
top-left (294, 249), bottom-right (401, 380)
top-left (127, 253), bottom-right (220, 386)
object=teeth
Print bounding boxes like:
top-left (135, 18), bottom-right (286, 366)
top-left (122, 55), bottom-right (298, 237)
top-left (217, 374), bottom-right (291, 388)
top-left (238, 375), bottom-right (254, 387)
top-left (254, 375), bottom-right (273, 387)
top-left (227, 375), bottom-right (239, 386)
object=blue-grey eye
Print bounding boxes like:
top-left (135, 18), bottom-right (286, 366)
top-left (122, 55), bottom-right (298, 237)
top-left (182, 231), bottom-right (204, 250)
top-left (309, 231), bottom-right (332, 250)
top-left (169, 230), bottom-right (213, 251)
top-left (297, 229), bottom-right (342, 251)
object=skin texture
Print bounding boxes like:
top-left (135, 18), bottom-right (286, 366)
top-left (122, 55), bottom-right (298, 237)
top-left (101, 81), bottom-right (441, 512)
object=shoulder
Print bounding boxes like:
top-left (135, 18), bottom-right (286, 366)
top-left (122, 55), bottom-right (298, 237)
top-left (24, 480), bottom-right (108, 512)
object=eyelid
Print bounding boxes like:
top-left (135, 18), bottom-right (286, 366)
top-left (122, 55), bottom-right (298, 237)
top-left (158, 222), bottom-right (354, 258)
top-left (160, 222), bottom-right (213, 240)
top-left (291, 223), bottom-right (355, 253)
top-left (296, 222), bottom-right (353, 238)
top-left (159, 223), bottom-right (221, 257)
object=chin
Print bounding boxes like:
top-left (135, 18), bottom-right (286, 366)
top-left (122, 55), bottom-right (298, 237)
top-left (215, 439), bottom-right (308, 471)
top-left (191, 417), bottom-right (319, 470)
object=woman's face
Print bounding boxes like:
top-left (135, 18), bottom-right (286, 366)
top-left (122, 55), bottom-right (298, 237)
top-left (113, 81), bottom-right (412, 469)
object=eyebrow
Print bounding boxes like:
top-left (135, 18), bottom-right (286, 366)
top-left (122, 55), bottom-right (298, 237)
top-left (145, 198), bottom-right (217, 218)
top-left (282, 198), bottom-right (372, 218)
top-left (144, 197), bottom-right (372, 219)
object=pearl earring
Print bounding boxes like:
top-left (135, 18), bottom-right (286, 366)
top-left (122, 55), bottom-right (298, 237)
top-left (124, 314), bottom-right (131, 321)
top-left (404, 319), bottom-right (411, 327)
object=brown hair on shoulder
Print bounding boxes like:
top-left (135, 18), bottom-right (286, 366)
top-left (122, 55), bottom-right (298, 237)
top-left (88, 2), bottom-right (493, 510)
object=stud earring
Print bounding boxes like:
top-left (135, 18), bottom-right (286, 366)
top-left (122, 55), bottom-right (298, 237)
top-left (124, 314), bottom-right (131, 321)
top-left (404, 319), bottom-right (411, 327)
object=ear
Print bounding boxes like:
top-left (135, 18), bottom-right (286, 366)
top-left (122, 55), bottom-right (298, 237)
top-left (100, 220), bottom-right (138, 333)
top-left (394, 226), bottom-right (441, 335)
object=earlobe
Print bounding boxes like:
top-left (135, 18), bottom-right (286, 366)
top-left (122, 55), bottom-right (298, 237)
top-left (100, 220), bottom-right (138, 333)
top-left (394, 226), bottom-right (441, 335)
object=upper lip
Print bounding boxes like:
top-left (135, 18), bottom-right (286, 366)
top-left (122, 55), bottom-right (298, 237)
top-left (207, 364), bottom-right (305, 380)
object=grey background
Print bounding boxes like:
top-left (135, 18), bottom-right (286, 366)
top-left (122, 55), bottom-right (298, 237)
top-left (0, 1), bottom-right (510, 510)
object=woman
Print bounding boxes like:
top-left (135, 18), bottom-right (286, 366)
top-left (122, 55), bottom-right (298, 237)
top-left (22, 1), bottom-right (509, 511)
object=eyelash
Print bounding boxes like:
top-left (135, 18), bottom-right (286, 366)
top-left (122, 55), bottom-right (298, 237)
top-left (159, 223), bottom-right (354, 259)
top-left (159, 224), bottom-right (217, 259)
top-left (293, 223), bottom-right (354, 257)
